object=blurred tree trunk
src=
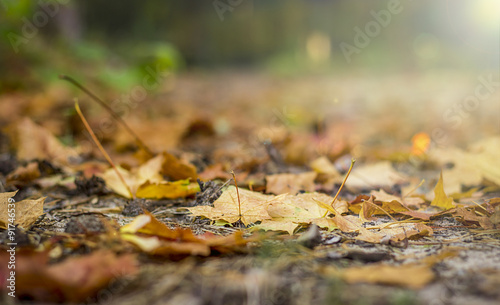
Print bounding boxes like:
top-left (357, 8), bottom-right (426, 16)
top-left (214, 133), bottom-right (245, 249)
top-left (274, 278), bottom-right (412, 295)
top-left (55, 3), bottom-right (82, 43)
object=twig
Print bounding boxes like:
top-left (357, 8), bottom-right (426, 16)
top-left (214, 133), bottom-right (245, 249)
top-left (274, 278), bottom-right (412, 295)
top-left (60, 74), bottom-right (154, 157)
top-left (75, 101), bottom-right (134, 199)
top-left (231, 170), bottom-right (242, 222)
top-left (331, 158), bottom-right (356, 207)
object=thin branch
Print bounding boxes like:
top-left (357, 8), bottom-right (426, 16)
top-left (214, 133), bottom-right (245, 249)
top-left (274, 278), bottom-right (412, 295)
top-left (60, 74), bottom-right (154, 157)
top-left (75, 100), bottom-right (134, 199)
top-left (331, 158), bottom-right (356, 207)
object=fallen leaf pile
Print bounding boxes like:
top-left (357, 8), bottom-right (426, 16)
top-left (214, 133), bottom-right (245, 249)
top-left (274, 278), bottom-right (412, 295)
top-left (120, 211), bottom-right (253, 257)
top-left (101, 153), bottom-right (199, 199)
top-left (2, 74), bottom-right (500, 304)
top-left (188, 170), bottom-right (493, 239)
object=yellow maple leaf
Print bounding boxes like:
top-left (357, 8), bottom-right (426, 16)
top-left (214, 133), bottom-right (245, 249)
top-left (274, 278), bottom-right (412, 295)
top-left (136, 180), bottom-right (200, 199)
top-left (101, 154), bottom-right (198, 199)
top-left (430, 171), bottom-right (455, 210)
top-left (188, 186), bottom-right (273, 226)
top-left (189, 187), bottom-right (347, 233)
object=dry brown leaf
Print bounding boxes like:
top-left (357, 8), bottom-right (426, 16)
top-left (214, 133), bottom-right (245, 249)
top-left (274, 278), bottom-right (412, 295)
top-left (114, 118), bottom-right (186, 152)
top-left (371, 189), bottom-right (425, 209)
top-left (341, 263), bottom-right (434, 289)
top-left (428, 137), bottom-right (500, 194)
top-left (491, 206), bottom-right (500, 228)
top-left (355, 192), bottom-right (413, 219)
top-left (121, 211), bottom-right (183, 239)
top-left (359, 196), bottom-right (378, 222)
top-left (451, 207), bottom-right (494, 229)
top-left (198, 163), bottom-right (231, 180)
top-left (0, 191), bottom-right (45, 229)
top-left (345, 161), bottom-right (407, 190)
top-left (310, 156), bottom-right (340, 176)
top-left (6, 162), bottom-right (40, 186)
top-left (0, 250), bottom-right (137, 302)
top-left (265, 171), bottom-right (317, 195)
top-left (161, 152), bottom-right (198, 180)
top-left (121, 211), bottom-right (252, 256)
top-left (378, 223), bottom-right (433, 242)
top-left (398, 210), bottom-right (440, 221)
top-left (7, 117), bottom-right (79, 165)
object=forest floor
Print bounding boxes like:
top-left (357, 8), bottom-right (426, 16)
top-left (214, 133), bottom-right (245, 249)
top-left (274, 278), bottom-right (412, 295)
top-left (1, 71), bottom-right (500, 305)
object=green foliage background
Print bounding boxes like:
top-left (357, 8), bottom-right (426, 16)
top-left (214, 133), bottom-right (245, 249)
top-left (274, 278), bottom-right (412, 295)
top-left (0, 0), bottom-right (497, 92)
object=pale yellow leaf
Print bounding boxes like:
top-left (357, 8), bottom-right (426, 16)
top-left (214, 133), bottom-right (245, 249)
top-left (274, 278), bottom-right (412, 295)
top-left (430, 172), bottom-right (455, 210)
top-left (189, 187), bottom-right (347, 233)
top-left (188, 186), bottom-right (273, 226)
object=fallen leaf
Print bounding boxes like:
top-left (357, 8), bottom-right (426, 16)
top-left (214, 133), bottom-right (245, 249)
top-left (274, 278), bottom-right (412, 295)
top-left (345, 161), bottom-right (407, 190)
top-left (371, 189), bottom-right (424, 209)
top-left (310, 156), bottom-right (340, 176)
top-left (188, 186), bottom-right (273, 226)
top-left (0, 250), bottom-right (137, 302)
top-left (359, 196), bottom-right (378, 222)
top-left (256, 192), bottom-right (348, 234)
top-left (101, 154), bottom-right (163, 198)
top-left (341, 263), bottom-right (434, 289)
top-left (428, 137), bottom-right (500, 194)
top-left (136, 180), bottom-right (200, 199)
top-left (450, 188), bottom-right (480, 200)
top-left (161, 152), bottom-right (198, 181)
top-left (253, 219), bottom-right (303, 235)
top-left (120, 211), bottom-right (252, 256)
top-left (101, 154), bottom-right (198, 199)
top-left (265, 171), bottom-right (317, 195)
top-left (430, 172), bottom-right (455, 210)
top-left (7, 117), bottom-right (79, 166)
top-left (120, 212), bottom-right (181, 239)
top-left (398, 210), bottom-right (440, 221)
top-left (6, 162), bottom-right (40, 186)
top-left (198, 163), bottom-right (231, 180)
top-left (491, 206), bottom-right (500, 228)
top-left (377, 222), bottom-right (433, 242)
top-left (450, 207), bottom-right (494, 229)
top-left (0, 191), bottom-right (45, 229)
top-left (189, 186), bottom-right (348, 234)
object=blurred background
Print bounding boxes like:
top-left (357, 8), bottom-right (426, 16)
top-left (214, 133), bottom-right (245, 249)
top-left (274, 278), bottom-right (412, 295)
top-left (0, 0), bottom-right (499, 156)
